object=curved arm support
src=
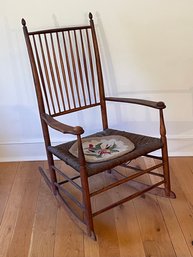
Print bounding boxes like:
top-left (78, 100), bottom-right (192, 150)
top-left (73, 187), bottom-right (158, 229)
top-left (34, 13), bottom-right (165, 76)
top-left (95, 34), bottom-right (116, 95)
top-left (105, 97), bottom-right (166, 109)
top-left (41, 113), bottom-right (84, 135)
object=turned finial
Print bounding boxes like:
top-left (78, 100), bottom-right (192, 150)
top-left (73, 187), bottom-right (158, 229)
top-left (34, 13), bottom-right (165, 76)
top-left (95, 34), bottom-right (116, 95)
top-left (21, 18), bottom-right (26, 26)
top-left (89, 12), bottom-right (93, 20)
top-left (157, 101), bottom-right (166, 109)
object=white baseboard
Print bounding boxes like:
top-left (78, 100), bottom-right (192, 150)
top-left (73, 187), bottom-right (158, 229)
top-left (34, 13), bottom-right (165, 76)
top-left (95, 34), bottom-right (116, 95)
top-left (167, 135), bottom-right (193, 157)
top-left (0, 140), bottom-right (47, 162)
top-left (0, 135), bottom-right (193, 162)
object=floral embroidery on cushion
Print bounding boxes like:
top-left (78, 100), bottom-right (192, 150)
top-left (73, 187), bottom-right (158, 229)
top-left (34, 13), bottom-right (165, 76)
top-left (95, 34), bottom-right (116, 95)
top-left (84, 142), bottom-right (119, 158)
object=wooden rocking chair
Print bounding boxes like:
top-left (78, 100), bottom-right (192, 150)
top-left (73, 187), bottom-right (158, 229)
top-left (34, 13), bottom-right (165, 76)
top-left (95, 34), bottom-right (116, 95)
top-left (22, 13), bottom-right (175, 240)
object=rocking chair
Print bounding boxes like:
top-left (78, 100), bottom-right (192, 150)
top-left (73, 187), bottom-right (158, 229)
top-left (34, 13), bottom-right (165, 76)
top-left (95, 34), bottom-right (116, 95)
top-left (22, 13), bottom-right (175, 240)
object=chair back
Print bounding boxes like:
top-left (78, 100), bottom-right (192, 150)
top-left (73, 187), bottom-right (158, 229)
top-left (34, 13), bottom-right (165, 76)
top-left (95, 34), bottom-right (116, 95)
top-left (22, 13), bottom-right (108, 128)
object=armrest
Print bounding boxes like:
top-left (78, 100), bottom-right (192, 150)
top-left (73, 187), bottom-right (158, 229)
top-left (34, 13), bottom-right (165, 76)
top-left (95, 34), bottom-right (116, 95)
top-left (41, 113), bottom-right (84, 135)
top-left (105, 97), bottom-right (166, 109)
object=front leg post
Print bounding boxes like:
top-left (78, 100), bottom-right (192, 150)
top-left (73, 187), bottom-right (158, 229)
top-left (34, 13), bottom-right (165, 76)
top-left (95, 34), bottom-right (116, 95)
top-left (42, 119), bottom-right (58, 195)
top-left (159, 109), bottom-right (174, 197)
top-left (77, 135), bottom-right (96, 240)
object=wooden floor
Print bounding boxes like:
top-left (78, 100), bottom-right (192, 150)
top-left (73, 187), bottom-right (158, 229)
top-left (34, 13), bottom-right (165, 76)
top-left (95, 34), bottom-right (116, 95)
top-left (0, 157), bottom-right (193, 257)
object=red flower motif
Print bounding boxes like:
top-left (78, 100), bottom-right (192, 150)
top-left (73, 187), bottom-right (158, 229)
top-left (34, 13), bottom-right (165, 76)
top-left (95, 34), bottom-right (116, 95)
top-left (98, 149), bottom-right (111, 155)
top-left (88, 144), bottom-right (93, 148)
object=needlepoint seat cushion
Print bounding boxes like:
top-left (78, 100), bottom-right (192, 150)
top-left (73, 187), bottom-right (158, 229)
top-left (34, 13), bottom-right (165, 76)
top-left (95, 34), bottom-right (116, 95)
top-left (69, 135), bottom-right (135, 163)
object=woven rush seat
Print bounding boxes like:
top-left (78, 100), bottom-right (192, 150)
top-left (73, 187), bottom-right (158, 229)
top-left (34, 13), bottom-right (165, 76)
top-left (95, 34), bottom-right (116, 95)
top-left (48, 128), bottom-right (162, 176)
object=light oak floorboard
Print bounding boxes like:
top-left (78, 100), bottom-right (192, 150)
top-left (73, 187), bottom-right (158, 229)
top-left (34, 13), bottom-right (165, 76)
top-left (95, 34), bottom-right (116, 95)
top-left (91, 173), bottom-right (121, 257)
top-left (113, 187), bottom-right (146, 257)
top-left (145, 157), bottom-right (192, 257)
top-left (0, 162), bottom-right (33, 257)
top-left (169, 158), bottom-right (193, 256)
top-left (53, 206), bottom-right (84, 257)
top-left (0, 163), bottom-right (18, 224)
top-left (132, 159), bottom-right (176, 257)
top-left (6, 162), bottom-right (42, 257)
top-left (28, 162), bottom-right (58, 257)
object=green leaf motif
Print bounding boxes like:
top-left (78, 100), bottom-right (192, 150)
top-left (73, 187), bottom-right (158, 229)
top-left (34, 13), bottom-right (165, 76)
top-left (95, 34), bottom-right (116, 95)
top-left (109, 143), bottom-right (117, 150)
top-left (111, 149), bottom-right (119, 153)
top-left (94, 143), bottom-right (103, 150)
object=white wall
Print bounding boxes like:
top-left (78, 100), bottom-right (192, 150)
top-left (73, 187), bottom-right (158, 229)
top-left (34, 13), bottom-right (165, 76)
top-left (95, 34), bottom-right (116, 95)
top-left (1, 0), bottom-right (193, 161)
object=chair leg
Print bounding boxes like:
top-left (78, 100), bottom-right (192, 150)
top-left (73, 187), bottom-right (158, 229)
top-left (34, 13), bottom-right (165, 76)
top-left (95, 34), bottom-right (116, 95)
top-left (80, 167), bottom-right (96, 240)
top-left (161, 140), bottom-right (176, 198)
top-left (162, 146), bottom-right (171, 196)
top-left (47, 151), bottom-right (58, 195)
top-left (41, 120), bottom-right (58, 195)
top-left (160, 109), bottom-right (176, 198)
